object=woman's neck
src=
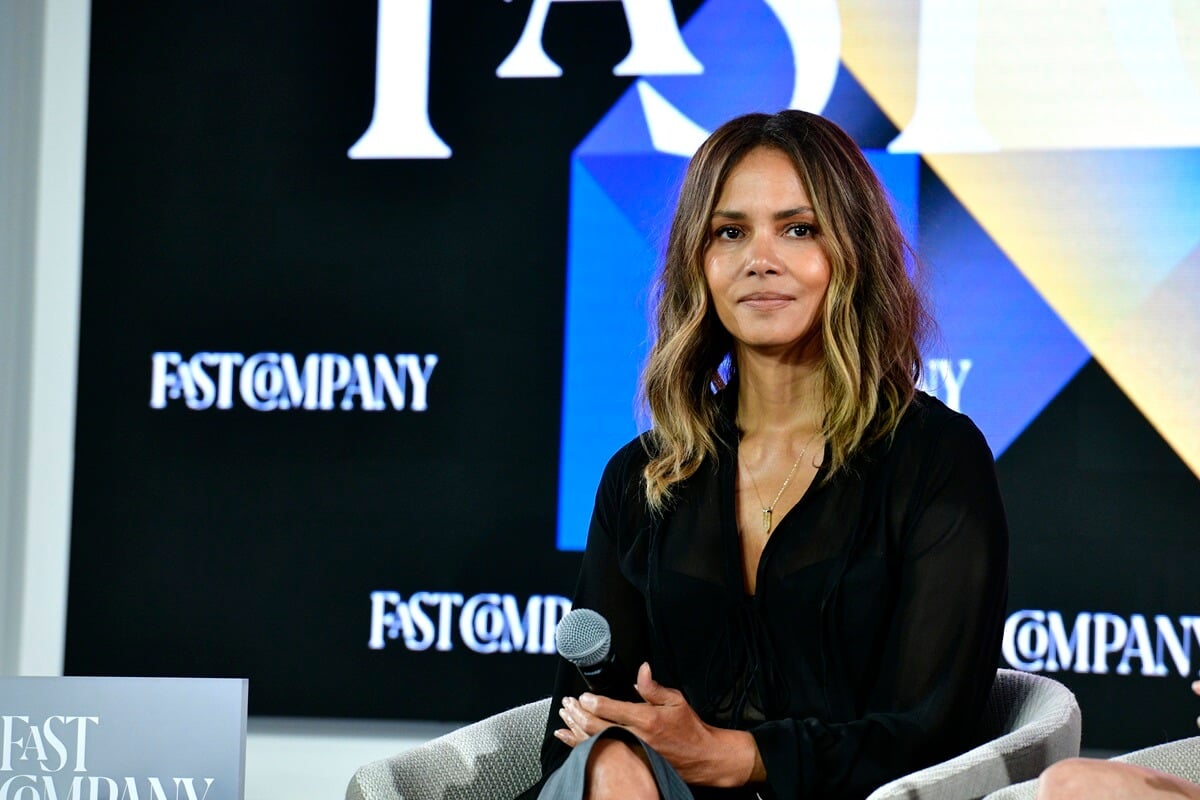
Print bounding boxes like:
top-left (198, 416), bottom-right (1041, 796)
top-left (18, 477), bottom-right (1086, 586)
top-left (734, 347), bottom-right (825, 437)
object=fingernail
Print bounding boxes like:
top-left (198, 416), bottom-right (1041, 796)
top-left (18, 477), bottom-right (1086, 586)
top-left (1192, 680), bottom-right (1200, 692)
top-left (580, 693), bottom-right (596, 710)
top-left (553, 729), bottom-right (567, 741)
top-left (562, 697), bottom-right (575, 709)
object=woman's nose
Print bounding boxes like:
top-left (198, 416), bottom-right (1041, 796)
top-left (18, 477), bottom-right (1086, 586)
top-left (745, 235), bottom-right (782, 275)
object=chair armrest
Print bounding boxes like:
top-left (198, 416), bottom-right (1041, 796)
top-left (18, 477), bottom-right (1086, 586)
top-left (867, 672), bottom-right (1081, 800)
top-left (1112, 736), bottom-right (1200, 783)
top-left (346, 698), bottom-right (551, 800)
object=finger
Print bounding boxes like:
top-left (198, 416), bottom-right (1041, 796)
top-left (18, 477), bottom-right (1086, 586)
top-left (637, 661), bottom-right (652, 689)
top-left (578, 692), bottom-right (648, 727)
top-left (634, 662), bottom-right (682, 706)
top-left (562, 696), bottom-right (609, 738)
top-left (553, 727), bottom-right (580, 748)
top-left (558, 702), bottom-right (589, 741)
top-left (1192, 680), bottom-right (1200, 698)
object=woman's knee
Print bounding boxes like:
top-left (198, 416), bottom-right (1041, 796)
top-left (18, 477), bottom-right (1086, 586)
top-left (584, 736), bottom-right (660, 800)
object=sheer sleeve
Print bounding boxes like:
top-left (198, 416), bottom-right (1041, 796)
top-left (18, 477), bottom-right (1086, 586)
top-left (749, 412), bottom-right (1010, 799)
top-left (516, 440), bottom-right (656, 799)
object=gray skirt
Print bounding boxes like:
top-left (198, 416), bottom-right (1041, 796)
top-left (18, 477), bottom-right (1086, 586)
top-left (537, 727), bottom-right (695, 800)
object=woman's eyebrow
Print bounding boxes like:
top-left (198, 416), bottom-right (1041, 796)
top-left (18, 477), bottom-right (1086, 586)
top-left (774, 206), bottom-right (815, 219)
top-left (710, 206), bottom-right (815, 220)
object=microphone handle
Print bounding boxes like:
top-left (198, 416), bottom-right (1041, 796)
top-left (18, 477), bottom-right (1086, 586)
top-left (576, 651), bottom-right (640, 702)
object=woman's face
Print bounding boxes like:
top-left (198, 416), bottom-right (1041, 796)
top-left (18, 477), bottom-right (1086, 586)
top-left (703, 146), bottom-right (831, 361)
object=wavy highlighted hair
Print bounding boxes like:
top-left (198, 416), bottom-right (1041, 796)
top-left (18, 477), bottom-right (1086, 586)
top-left (639, 110), bottom-right (931, 511)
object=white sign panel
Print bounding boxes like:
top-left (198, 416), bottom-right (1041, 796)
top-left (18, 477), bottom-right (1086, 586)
top-left (0, 677), bottom-right (247, 800)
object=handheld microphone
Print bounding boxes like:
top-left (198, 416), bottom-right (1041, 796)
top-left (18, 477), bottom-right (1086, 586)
top-left (554, 608), bottom-right (637, 700)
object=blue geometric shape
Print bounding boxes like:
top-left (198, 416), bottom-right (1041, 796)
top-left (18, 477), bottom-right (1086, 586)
top-left (867, 151), bottom-right (919, 246)
top-left (556, 160), bottom-right (661, 550)
top-left (576, 88), bottom-right (656, 156)
top-left (918, 165), bottom-right (1090, 456)
top-left (577, 152), bottom-right (689, 244)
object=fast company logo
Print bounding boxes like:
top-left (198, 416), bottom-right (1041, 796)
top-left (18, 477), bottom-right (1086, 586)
top-left (1004, 609), bottom-right (1200, 678)
top-left (346, 0), bottom-right (1018, 160)
top-left (149, 351), bottom-right (438, 412)
top-left (368, 590), bottom-right (572, 655)
top-left (0, 715), bottom-right (215, 800)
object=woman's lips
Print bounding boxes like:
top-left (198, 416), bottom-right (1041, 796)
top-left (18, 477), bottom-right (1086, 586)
top-left (739, 292), bottom-right (794, 310)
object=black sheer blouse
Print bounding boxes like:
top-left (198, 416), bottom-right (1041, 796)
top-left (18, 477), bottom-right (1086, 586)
top-left (526, 392), bottom-right (1008, 800)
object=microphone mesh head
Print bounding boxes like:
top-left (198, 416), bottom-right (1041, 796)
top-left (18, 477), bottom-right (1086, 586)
top-left (555, 608), bottom-right (611, 667)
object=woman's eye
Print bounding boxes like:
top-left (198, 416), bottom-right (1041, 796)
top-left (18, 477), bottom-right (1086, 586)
top-left (713, 226), bottom-right (743, 240)
top-left (786, 223), bottom-right (815, 238)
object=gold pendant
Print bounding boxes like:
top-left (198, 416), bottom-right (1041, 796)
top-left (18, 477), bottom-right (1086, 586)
top-left (761, 508), bottom-right (772, 533)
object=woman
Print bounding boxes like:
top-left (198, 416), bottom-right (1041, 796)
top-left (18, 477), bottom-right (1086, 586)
top-left (527, 110), bottom-right (1008, 799)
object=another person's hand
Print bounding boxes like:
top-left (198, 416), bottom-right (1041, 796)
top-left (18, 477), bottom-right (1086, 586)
top-left (555, 662), bottom-right (765, 787)
top-left (1193, 680), bottom-right (1200, 728)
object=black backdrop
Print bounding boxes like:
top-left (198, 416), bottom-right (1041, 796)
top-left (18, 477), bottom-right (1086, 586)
top-left (66, 0), bottom-right (1200, 750)
top-left (64, 0), bottom-right (711, 720)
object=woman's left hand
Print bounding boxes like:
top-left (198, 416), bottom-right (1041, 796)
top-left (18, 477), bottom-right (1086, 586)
top-left (555, 662), bottom-right (764, 787)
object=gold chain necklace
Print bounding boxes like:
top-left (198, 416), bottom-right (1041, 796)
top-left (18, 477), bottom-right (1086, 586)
top-left (742, 431), bottom-right (820, 534)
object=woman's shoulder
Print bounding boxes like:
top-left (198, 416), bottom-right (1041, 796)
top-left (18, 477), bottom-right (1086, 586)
top-left (593, 433), bottom-right (655, 503)
top-left (587, 434), bottom-right (658, 536)
top-left (887, 393), bottom-right (1008, 555)
top-left (598, 433), bottom-right (654, 490)
top-left (887, 392), bottom-right (995, 468)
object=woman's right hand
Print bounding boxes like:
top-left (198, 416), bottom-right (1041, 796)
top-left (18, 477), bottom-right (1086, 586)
top-left (557, 663), bottom-right (763, 787)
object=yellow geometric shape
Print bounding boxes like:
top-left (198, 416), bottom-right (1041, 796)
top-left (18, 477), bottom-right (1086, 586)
top-left (839, 2), bottom-right (1200, 473)
top-left (1102, 243), bottom-right (1200, 476)
top-left (837, 0), bottom-right (918, 126)
top-left (921, 150), bottom-right (1200, 477)
top-left (922, 152), bottom-right (1189, 334)
top-left (973, 0), bottom-right (1200, 149)
top-left (841, 0), bottom-right (1200, 151)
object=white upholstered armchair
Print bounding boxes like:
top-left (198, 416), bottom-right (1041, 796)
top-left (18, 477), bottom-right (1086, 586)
top-left (346, 669), bottom-right (1080, 800)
